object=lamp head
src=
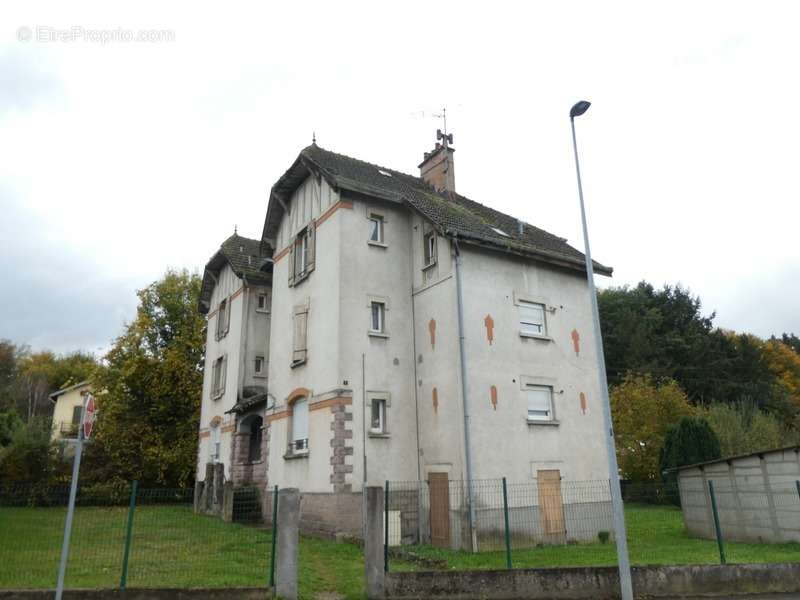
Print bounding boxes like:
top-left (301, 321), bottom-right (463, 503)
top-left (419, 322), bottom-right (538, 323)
top-left (570, 100), bottom-right (591, 119)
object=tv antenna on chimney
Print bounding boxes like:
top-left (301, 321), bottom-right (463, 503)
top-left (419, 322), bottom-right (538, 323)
top-left (433, 108), bottom-right (453, 149)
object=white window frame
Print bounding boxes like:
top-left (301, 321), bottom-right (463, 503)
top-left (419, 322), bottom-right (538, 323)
top-left (209, 424), bottom-right (221, 463)
top-left (423, 231), bottom-right (437, 268)
top-left (367, 296), bottom-right (389, 338)
top-left (256, 293), bottom-right (269, 313)
top-left (289, 397), bottom-right (309, 456)
top-left (254, 355), bottom-right (265, 377)
top-left (370, 398), bottom-right (387, 434)
top-left (370, 301), bottom-right (385, 333)
top-left (519, 300), bottom-right (546, 337)
top-left (367, 391), bottom-right (391, 436)
top-left (523, 383), bottom-right (557, 424)
top-left (368, 213), bottom-right (386, 246)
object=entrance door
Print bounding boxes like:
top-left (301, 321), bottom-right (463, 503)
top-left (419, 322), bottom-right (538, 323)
top-left (429, 472), bottom-right (451, 548)
top-left (537, 470), bottom-right (566, 541)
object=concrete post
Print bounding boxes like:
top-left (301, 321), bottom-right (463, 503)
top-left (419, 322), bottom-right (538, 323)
top-left (275, 488), bottom-right (300, 600)
top-left (365, 486), bottom-right (385, 599)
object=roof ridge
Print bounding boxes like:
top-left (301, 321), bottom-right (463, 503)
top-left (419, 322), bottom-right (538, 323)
top-left (306, 144), bottom-right (430, 186)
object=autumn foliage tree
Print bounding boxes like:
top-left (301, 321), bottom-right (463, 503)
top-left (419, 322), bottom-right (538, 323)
top-left (86, 270), bottom-right (205, 488)
top-left (610, 374), bottom-right (696, 482)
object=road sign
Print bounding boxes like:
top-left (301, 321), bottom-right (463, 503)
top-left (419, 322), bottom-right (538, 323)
top-left (83, 395), bottom-right (96, 439)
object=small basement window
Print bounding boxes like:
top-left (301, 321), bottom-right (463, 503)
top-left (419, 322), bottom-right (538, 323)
top-left (256, 293), bottom-right (269, 312)
top-left (254, 356), bottom-right (265, 376)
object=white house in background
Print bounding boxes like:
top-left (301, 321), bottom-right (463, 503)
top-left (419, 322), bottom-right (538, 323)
top-left (195, 233), bottom-right (272, 501)
top-left (196, 133), bottom-right (614, 542)
top-left (49, 381), bottom-right (92, 442)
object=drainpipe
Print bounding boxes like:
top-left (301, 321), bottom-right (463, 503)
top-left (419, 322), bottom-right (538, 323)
top-left (452, 236), bottom-right (477, 552)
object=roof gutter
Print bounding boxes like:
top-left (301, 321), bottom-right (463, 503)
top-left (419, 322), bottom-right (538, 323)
top-left (452, 236), bottom-right (477, 552)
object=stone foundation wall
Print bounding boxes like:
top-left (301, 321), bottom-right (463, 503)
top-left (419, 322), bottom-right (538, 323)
top-left (299, 491), bottom-right (363, 539)
top-left (330, 404), bottom-right (354, 493)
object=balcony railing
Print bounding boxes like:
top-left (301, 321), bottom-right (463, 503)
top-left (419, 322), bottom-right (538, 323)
top-left (59, 422), bottom-right (79, 437)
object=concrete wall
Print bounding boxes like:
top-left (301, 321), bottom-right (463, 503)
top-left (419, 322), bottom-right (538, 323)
top-left (384, 563), bottom-right (800, 599)
top-left (678, 447), bottom-right (800, 543)
top-left (0, 590), bottom-right (268, 600)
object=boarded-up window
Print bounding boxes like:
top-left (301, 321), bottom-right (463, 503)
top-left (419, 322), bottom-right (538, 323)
top-left (292, 303), bottom-right (309, 365)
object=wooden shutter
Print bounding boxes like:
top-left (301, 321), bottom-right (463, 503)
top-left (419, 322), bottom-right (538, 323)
top-left (288, 241), bottom-right (296, 287)
top-left (224, 297), bottom-right (231, 335)
top-left (292, 304), bottom-right (308, 364)
top-left (538, 470), bottom-right (566, 541)
top-left (220, 356), bottom-right (227, 392)
top-left (306, 221), bottom-right (316, 273)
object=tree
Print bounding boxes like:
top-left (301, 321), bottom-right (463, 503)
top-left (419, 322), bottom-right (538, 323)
top-left (610, 374), bottom-right (696, 482)
top-left (598, 282), bottom-right (781, 407)
top-left (761, 339), bottom-right (800, 409)
top-left (778, 333), bottom-right (800, 355)
top-left (86, 269), bottom-right (205, 487)
top-left (703, 402), bottom-right (789, 457)
top-left (659, 417), bottom-right (721, 476)
top-left (0, 417), bottom-right (58, 483)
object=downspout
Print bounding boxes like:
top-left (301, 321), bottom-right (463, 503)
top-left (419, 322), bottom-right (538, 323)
top-left (452, 236), bottom-right (477, 552)
top-left (409, 225), bottom-right (424, 544)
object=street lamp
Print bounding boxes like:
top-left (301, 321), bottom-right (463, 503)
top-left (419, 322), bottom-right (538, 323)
top-left (570, 101), bottom-right (634, 600)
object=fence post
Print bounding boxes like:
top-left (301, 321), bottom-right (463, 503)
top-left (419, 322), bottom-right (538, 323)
top-left (119, 480), bottom-right (138, 590)
top-left (268, 484), bottom-right (278, 589)
top-left (275, 488), bottom-right (300, 600)
top-left (502, 477), bottom-right (512, 569)
top-left (708, 480), bottom-right (726, 564)
top-left (365, 486), bottom-right (385, 599)
top-left (384, 480), bottom-right (389, 573)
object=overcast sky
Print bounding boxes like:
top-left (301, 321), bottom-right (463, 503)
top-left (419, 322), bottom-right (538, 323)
top-left (2, 2), bottom-right (798, 355)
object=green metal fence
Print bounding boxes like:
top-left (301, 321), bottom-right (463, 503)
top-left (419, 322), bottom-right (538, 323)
top-left (0, 482), bottom-right (276, 590)
top-left (384, 477), bottom-right (800, 572)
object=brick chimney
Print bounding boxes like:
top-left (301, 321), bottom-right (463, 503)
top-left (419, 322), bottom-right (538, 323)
top-left (418, 134), bottom-right (455, 193)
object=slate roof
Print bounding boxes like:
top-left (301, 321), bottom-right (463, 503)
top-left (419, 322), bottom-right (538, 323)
top-left (199, 234), bottom-right (273, 314)
top-left (263, 144), bottom-right (611, 276)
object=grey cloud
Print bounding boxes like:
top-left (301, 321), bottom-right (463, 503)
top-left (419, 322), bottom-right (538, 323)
top-left (0, 188), bottom-right (141, 354)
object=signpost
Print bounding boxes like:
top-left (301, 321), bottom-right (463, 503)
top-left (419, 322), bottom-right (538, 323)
top-left (55, 393), bottom-right (95, 600)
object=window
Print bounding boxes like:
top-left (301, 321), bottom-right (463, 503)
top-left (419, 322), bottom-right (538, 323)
top-left (526, 385), bottom-right (554, 422)
top-left (210, 424), bottom-right (221, 463)
top-left (370, 398), bottom-right (387, 434)
top-left (288, 223), bottom-right (315, 286)
top-left (368, 215), bottom-right (384, 244)
top-left (256, 293), bottom-right (269, 312)
top-left (289, 397), bottom-right (309, 455)
top-left (247, 416), bottom-right (263, 463)
top-left (519, 300), bottom-right (546, 336)
top-left (211, 356), bottom-right (226, 398)
top-left (71, 405), bottom-right (83, 425)
top-left (423, 231), bottom-right (437, 267)
top-left (292, 303), bottom-right (309, 366)
top-left (216, 298), bottom-right (230, 339)
top-left (370, 301), bottom-right (385, 333)
top-left (254, 356), bottom-right (265, 376)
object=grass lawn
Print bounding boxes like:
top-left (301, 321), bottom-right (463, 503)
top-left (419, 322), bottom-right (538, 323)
top-left (391, 503), bottom-right (800, 571)
top-left (0, 504), bottom-right (390, 599)
top-left (2, 503), bottom-right (798, 598)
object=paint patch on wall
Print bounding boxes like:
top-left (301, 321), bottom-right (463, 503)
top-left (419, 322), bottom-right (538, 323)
top-left (484, 314), bottom-right (494, 345)
top-left (429, 318), bottom-right (436, 349)
top-left (579, 392), bottom-right (587, 415)
top-left (432, 387), bottom-right (439, 414)
top-left (571, 329), bottom-right (581, 356)
top-left (490, 385), bottom-right (498, 410)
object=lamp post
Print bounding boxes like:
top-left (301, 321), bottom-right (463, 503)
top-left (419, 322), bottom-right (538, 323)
top-left (570, 100), bottom-right (633, 600)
